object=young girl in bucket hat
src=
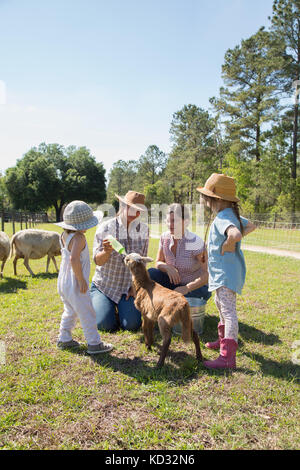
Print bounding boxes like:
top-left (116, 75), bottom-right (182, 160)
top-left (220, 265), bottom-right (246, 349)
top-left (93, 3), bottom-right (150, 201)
top-left (55, 200), bottom-right (113, 355)
top-left (197, 174), bottom-right (256, 369)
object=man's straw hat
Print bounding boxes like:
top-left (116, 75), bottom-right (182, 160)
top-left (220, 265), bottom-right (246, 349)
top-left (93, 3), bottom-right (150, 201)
top-left (196, 173), bottom-right (240, 203)
top-left (115, 191), bottom-right (146, 212)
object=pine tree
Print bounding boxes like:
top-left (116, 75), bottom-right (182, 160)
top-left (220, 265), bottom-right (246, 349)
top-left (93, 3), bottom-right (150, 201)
top-left (269, 0), bottom-right (300, 221)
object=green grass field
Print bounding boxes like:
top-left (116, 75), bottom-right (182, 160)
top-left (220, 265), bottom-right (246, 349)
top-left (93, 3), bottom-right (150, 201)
top-left (0, 223), bottom-right (299, 450)
top-left (149, 222), bottom-right (300, 252)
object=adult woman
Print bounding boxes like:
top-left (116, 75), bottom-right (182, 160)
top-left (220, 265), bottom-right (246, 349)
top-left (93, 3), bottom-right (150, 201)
top-left (90, 191), bottom-right (149, 331)
top-left (148, 204), bottom-right (211, 301)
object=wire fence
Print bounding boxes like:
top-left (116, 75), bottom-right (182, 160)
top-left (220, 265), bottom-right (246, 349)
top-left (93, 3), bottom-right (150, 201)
top-left (0, 209), bottom-right (49, 234)
top-left (149, 211), bottom-right (300, 253)
top-left (1, 208), bottom-right (300, 253)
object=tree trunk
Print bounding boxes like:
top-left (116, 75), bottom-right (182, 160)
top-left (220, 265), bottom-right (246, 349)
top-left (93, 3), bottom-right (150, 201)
top-left (254, 122), bottom-right (261, 212)
top-left (291, 89), bottom-right (299, 226)
top-left (54, 201), bottom-right (64, 222)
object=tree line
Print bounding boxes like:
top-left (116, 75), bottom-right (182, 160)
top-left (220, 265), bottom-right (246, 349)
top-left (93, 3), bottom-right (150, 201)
top-left (0, 0), bottom-right (299, 221)
top-left (107, 0), bottom-right (300, 218)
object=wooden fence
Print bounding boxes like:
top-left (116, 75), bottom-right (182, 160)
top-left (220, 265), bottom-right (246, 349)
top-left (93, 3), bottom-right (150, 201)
top-left (0, 210), bottom-right (48, 234)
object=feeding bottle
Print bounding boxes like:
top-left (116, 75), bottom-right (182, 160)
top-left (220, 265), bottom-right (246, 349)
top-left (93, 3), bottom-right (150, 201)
top-left (106, 235), bottom-right (127, 255)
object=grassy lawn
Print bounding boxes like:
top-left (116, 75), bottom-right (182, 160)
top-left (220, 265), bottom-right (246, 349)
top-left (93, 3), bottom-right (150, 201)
top-left (0, 223), bottom-right (299, 450)
top-left (149, 222), bottom-right (300, 252)
top-left (242, 227), bottom-right (300, 252)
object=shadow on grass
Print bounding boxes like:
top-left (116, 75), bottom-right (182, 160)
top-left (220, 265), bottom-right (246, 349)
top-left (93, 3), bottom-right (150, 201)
top-left (203, 315), bottom-right (299, 382)
top-left (33, 272), bottom-right (58, 280)
top-left (0, 276), bottom-right (27, 293)
top-left (90, 352), bottom-right (205, 385)
top-left (67, 336), bottom-right (208, 385)
top-left (203, 314), bottom-right (281, 346)
top-left (243, 351), bottom-right (300, 384)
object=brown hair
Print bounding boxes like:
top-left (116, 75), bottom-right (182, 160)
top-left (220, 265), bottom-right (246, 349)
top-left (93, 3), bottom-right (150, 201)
top-left (167, 203), bottom-right (190, 221)
top-left (201, 194), bottom-right (244, 243)
top-left (231, 201), bottom-right (244, 236)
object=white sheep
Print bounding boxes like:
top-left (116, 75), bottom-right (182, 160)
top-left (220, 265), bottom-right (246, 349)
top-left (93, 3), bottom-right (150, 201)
top-left (0, 231), bottom-right (10, 278)
top-left (10, 229), bottom-right (61, 276)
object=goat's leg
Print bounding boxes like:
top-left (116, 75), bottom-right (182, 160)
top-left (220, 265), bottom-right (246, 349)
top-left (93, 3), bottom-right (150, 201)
top-left (143, 316), bottom-right (154, 350)
top-left (24, 256), bottom-right (35, 276)
top-left (157, 335), bottom-right (171, 368)
top-left (192, 329), bottom-right (203, 361)
top-left (157, 316), bottom-right (172, 368)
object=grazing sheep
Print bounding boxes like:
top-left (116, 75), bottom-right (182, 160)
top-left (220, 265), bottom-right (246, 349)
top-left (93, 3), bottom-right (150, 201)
top-left (124, 253), bottom-right (202, 367)
top-left (10, 229), bottom-right (61, 276)
top-left (0, 231), bottom-right (10, 278)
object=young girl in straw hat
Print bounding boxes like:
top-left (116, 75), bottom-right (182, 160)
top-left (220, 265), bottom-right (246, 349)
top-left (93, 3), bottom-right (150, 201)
top-left (56, 200), bottom-right (113, 355)
top-left (197, 174), bottom-right (256, 369)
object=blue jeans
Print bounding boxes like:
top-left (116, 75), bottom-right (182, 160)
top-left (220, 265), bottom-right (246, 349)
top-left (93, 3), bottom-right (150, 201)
top-left (90, 282), bottom-right (142, 332)
top-left (148, 268), bottom-right (211, 301)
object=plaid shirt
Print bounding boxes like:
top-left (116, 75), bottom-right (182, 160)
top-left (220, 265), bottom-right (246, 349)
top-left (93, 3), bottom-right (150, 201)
top-left (159, 230), bottom-right (205, 285)
top-left (92, 216), bottom-right (149, 303)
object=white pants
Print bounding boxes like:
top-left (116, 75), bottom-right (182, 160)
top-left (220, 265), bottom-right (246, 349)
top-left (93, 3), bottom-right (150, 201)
top-left (215, 286), bottom-right (238, 342)
top-left (58, 291), bottom-right (101, 346)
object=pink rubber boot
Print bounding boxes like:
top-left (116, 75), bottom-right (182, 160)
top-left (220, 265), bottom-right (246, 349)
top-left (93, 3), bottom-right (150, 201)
top-left (205, 323), bottom-right (225, 350)
top-left (204, 338), bottom-right (238, 370)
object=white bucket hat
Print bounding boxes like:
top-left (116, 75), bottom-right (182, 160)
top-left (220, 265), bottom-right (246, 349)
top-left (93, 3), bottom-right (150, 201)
top-left (55, 201), bottom-right (103, 231)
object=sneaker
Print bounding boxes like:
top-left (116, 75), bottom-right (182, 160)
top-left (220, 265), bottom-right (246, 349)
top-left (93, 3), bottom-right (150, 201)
top-left (57, 339), bottom-right (81, 350)
top-left (87, 341), bottom-right (113, 355)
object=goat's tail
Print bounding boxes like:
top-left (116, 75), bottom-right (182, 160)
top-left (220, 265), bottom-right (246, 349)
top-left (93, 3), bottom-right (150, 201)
top-left (9, 234), bottom-right (17, 259)
top-left (181, 305), bottom-right (192, 343)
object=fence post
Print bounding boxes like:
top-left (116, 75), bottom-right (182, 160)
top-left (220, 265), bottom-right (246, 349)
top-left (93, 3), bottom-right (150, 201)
top-left (25, 213), bottom-right (28, 229)
top-left (1, 208), bottom-right (4, 232)
top-left (20, 212), bottom-right (23, 230)
top-left (273, 213), bottom-right (277, 229)
top-left (12, 211), bottom-right (15, 235)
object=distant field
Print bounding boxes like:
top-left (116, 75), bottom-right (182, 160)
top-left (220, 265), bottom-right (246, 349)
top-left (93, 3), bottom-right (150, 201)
top-left (149, 222), bottom-right (300, 252)
top-left (0, 222), bottom-right (299, 450)
top-left (4, 220), bottom-right (300, 252)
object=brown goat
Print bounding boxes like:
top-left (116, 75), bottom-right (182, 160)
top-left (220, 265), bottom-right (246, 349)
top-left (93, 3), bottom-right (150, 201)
top-left (124, 253), bottom-right (202, 367)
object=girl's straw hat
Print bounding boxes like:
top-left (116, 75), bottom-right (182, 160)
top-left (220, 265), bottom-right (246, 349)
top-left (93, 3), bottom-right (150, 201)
top-left (55, 201), bottom-right (103, 231)
top-left (115, 191), bottom-right (147, 212)
top-left (197, 173), bottom-right (240, 203)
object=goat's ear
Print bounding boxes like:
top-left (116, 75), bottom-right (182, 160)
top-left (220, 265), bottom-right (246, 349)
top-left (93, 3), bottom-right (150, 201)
top-left (141, 256), bottom-right (154, 263)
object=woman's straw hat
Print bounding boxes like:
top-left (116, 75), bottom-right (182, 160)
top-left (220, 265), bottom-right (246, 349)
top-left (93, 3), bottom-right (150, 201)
top-left (55, 200), bottom-right (103, 230)
top-left (196, 173), bottom-right (240, 203)
top-left (115, 191), bottom-right (147, 212)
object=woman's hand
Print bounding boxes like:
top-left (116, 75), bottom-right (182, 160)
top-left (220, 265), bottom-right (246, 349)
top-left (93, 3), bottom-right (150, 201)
top-left (174, 285), bottom-right (189, 295)
top-left (165, 265), bottom-right (181, 285)
top-left (199, 248), bottom-right (207, 264)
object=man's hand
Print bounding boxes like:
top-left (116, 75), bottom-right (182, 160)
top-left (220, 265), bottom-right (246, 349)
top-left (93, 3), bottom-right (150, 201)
top-left (103, 239), bottom-right (113, 254)
top-left (126, 285), bottom-right (136, 300)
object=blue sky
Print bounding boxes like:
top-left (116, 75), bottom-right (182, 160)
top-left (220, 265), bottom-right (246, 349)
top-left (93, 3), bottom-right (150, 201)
top-left (0, 0), bottom-right (274, 178)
